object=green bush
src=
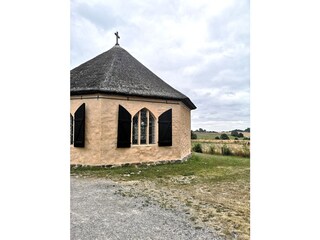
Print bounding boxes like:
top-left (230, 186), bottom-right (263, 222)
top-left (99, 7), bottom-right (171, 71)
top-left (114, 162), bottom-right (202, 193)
top-left (234, 137), bottom-right (238, 140)
top-left (220, 133), bottom-right (229, 140)
top-left (231, 130), bottom-right (238, 137)
top-left (243, 137), bottom-right (250, 140)
top-left (215, 136), bottom-right (220, 140)
top-left (191, 131), bottom-right (197, 139)
top-left (221, 144), bottom-right (232, 156)
top-left (192, 143), bottom-right (203, 153)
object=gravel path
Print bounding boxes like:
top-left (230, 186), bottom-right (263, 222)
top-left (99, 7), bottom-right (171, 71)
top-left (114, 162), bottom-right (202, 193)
top-left (71, 177), bottom-right (222, 240)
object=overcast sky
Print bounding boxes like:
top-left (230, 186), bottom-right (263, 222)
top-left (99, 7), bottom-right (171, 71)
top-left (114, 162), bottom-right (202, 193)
top-left (71, 0), bottom-right (249, 132)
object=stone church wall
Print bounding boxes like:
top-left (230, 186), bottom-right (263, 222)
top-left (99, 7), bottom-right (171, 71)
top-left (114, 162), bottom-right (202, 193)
top-left (70, 94), bottom-right (191, 166)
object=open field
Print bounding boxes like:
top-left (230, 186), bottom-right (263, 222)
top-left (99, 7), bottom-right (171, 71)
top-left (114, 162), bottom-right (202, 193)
top-left (71, 153), bottom-right (250, 239)
top-left (195, 132), bottom-right (250, 140)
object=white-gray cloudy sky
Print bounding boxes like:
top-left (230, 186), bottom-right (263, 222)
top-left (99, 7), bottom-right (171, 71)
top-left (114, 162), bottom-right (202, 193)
top-left (71, 0), bottom-right (250, 131)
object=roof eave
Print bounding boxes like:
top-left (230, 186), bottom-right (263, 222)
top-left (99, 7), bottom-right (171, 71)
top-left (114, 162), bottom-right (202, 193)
top-left (70, 89), bottom-right (196, 110)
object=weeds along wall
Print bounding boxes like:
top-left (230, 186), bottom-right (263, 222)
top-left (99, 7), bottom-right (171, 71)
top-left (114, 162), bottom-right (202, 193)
top-left (70, 94), bottom-right (192, 166)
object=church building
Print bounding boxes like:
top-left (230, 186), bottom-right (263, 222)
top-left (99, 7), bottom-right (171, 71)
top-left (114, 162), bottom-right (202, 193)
top-left (70, 33), bottom-right (196, 166)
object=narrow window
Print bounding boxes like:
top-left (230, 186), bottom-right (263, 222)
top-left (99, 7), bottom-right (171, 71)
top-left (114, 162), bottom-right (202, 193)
top-left (132, 108), bottom-right (155, 145)
top-left (132, 114), bottom-right (138, 144)
top-left (149, 113), bottom-right (155, 144)
top-left (140, 109), bottom-right (147, 144)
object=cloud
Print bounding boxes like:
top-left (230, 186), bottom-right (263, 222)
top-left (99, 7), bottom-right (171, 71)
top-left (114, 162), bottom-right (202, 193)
top-left (71, 0), bottom-right (250, 131)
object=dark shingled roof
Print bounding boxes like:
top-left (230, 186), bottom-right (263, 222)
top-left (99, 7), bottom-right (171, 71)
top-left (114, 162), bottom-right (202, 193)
top-left (71, 45), bottom-right (196, 110)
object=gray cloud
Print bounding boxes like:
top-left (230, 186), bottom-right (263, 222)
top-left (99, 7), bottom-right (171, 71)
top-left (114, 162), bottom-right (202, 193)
top-left (71, 0), bottom-right (250, 131)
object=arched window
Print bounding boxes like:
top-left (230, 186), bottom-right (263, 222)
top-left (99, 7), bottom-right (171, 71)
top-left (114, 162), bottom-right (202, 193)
top-left (132, 108), bottom-right (155, 145)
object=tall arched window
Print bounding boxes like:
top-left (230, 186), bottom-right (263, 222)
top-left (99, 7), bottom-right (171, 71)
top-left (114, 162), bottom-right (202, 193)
top-left (132, 108), bottom-right (155, 145)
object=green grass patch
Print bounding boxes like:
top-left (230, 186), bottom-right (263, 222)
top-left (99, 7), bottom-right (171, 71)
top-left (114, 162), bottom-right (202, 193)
top-left (71, 153), bottom-right (250, 183)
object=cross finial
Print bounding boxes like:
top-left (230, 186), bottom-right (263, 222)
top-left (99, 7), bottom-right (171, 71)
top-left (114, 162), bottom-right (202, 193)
top-left (115, 31), bottom-right (120, 46)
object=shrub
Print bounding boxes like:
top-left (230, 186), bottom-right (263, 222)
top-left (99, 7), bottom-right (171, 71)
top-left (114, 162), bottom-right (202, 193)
top-left (231, 130), bottom-right (239, 137)
top-left (209, 145), bottom-right (215, 154)
top-left (191, 131), bottom-right (197, 139)
top-left (221, 144), bottom-right (232, 156)
top-left (243, 137), bottom-right (250, 140)
top-left (215, 136), bottom-right (220, 140)
top-left (238, 133), bottom-right (244, 138)
top-left (220, 133), bottom-right (229, 140)
top-left (234, 137), bottom-right (238, 140)
top-left (192, 143), bottom-right (203, 153)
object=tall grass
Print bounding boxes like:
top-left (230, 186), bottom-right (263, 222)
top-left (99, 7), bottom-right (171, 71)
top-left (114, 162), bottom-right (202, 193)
top-left (191, 141), bottom-right (250, 158)
top-left (221, 144), bottom-right (232, 156)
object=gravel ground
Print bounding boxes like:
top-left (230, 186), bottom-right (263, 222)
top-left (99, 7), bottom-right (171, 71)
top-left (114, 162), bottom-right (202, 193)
top-left (71, 177), bottom-right (222, 240)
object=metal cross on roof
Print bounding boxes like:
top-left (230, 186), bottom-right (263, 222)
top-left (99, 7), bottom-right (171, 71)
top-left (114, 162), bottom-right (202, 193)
top-left (115, 31), bottom-right (120, 45)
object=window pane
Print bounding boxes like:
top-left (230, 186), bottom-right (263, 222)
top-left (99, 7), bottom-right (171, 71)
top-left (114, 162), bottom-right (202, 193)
top-left (140, 109), bottom-right (147, 144)
top-left (149, 114), bottom-right (155, 144)
top-left (132, 114), bottom-right (138, 144)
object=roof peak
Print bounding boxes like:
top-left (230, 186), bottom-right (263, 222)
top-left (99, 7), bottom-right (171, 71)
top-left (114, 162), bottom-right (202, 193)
top-left (71, 43), bottom-right (196, 110)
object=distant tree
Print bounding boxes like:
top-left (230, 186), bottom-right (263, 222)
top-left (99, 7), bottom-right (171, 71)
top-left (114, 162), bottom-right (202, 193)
top-left (215, 136), bottom-right (220, 140)
top-left (231, 129), bottom-right (244, 132)
top-left (220, 133), bottom-right (229, 140)
top-left (231, 130), bottom-right (239, 137)
top-left (231, 131), bottom-right (244, 138)
top-left (198, 128), bottom-right (206, 132)
top-left (244, 128), bottom-right (250, 132)
top-left (191, 131), bottom-right (197, 139)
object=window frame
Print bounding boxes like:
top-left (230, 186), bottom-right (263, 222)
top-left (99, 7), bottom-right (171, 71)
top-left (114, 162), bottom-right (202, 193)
top-left (132, 108), bottom-right (156, 146)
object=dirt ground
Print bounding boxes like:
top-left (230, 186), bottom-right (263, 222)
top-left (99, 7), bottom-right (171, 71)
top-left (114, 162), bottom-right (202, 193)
top-left (71, 176), bottom-right (223, 240)
top-left (116, 176), bottom-right (250, 239)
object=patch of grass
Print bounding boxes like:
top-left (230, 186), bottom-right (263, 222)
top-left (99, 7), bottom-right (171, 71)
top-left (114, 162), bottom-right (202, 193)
top-left (71, 153), bottom-right (249, 183)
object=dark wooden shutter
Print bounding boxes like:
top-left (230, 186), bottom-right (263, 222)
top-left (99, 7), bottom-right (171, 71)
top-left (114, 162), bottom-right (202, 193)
top-left (74, 103), bottom-right (85, 147)
top-left (158, 109), bottom-right (172, 146)
top-left (117, 105), bottom-right (131, 148)
top-left (70, 114), bottom-right (73, 145)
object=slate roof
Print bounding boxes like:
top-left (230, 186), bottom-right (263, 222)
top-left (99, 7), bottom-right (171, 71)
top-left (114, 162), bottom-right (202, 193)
top-left (71, 45), bottom-right (196, 110)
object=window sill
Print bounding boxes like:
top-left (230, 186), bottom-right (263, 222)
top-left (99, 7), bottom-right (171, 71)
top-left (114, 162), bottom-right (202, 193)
top-left (131, 144), bottom-right (157, 147)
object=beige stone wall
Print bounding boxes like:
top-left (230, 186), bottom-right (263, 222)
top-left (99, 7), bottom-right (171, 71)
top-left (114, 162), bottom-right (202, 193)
top-left (70, 98), bottom-right (101, 165)
top-left (70, 94), bottom-right (192, 166)
top-left (178, 104), bottom-right (192, 159)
